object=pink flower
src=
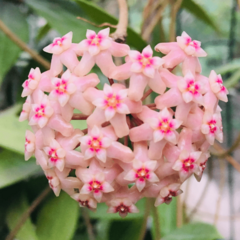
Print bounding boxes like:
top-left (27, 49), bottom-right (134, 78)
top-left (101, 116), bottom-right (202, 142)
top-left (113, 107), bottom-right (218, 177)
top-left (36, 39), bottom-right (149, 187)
top-left (209, 70), bottom-right (228, 102)
top-left (80, 125), bottom-right (112, 163)
top-left (29, 94), bottom-right (54, 128)
top-left (21, 68), bottom-right (41, 97)
top-left (44, 169), bottom-right (61, 196)
top-left (43, 139), bottom-right (66, 171)
top-left (78, 28), bottom-right (112, 56)
top-left (129, 45), bottom-right (163, 78)
top-left (19, 96), bottom-right (31, 122)
top-left (172, 150), bottom-right (202, 181)
top-left (201, 113), bottom-right (223, 145)
top-left (177, 31), bottom-right (207, 57)
top-left (146, 107), bottom-right (182, 144)
top-left (71, 193), bottom-right (97, 211)
top-left (44, 32), bottom-right (73, 55)
top-left (24, 130), bottom-right (35, 160)
top-left (79, 172), bottom-right (114, 202)
top-left (107, 198), bottom-right (139, 218)
top-left (194, 152), bottom-right (210, 182)
top-left (155, 183), bottom-right (183, 206)
top-left (177, 72), bottom-right (204, 104)
top-left (49, 70), bottom-right (76, 107)
top-left (93, 84), bottom-right (130, 121)
top-left (124, 159), bottom-right (159, 192)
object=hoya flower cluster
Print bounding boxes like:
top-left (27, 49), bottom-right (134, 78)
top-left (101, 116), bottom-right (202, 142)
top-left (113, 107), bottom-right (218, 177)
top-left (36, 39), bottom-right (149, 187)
top-left (20, 29), bottom-right (228, 218)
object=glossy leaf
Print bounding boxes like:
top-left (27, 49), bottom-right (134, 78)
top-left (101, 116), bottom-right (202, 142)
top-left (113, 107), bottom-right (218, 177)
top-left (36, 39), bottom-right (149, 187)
top-left (36, 192), bottom-right (79, 240)
top-left (25, 0), bottom-right (97, 43)
top-left (151, 197), bottom-right (177, 238)
top-left (75, 0), bottom-right (147, 50)
top-left (224, 69), bottom-right (240, 89)
top-left (0, 2), bottom-right (29, 82)
top-left (162, 222), bottom-right (222, 240)
top-left (216, 60), bottom-right (240, 75)
top-left (181, 0), bottom-right (220, 33)
top-left (37, 22), bottom-right (51, 41)
top-left (6, 192), bottom-right (39, 240)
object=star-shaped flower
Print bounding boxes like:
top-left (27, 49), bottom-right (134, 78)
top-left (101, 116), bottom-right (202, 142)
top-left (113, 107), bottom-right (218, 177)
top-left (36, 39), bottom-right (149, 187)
top-left (24, 130), bottom-right (35, 160)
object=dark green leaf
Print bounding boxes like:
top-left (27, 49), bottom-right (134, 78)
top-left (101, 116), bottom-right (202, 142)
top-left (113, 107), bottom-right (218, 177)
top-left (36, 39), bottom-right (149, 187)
top-left (108, 219), bottom-right (144, 240)
top-left (74, 0), bottom-right (147, 50)
top-left (151, 197), bottom-right (177, 238)
top-left (0, 148), bottom-right (41, 189)
top-left (37, 22), bottom-right (52, 41)
top-left (0, 2), bottom-right (29, 82)
top-left (181, 0), bottom-right (220, 33)
top-left (6, 192), bottom-right (38, 240)
top-left (26, 0), bottom-right (97, 43)
top-left (162, 222), bottom-right (223, 240)
top-left (215, 60), bottom-right (240, 75)
top-left (224, 69), bottom-right (240, 89)
top-left (36, 192), bottom-right (79, 240)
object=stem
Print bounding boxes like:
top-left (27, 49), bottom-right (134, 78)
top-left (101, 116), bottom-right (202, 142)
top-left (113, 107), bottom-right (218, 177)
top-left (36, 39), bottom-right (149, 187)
top-left (211, 133), bottom-right (240, 157)
top-left (108, 78), bottom-right (114, 85)
top-left (213, 143), bottom-right (240, 173)
top-left (111, 0), bottom-right (128, 42)
top-left (0, 19), bottom-right (50, 69)
top-left (77, 16), bottom-right (117, 29)
top-left (141, 89), bottom-right (153, 101)
top-left (176, 196), bottom-right (183, 228)
top-left (169, 0), bottom-right (183, 42)
top-left (144, 103), bottom-right (156, 108)
top-left (151, 200), bottom-right (161, 240)
top-left (82, 208), bottom-right (95, 240)
top-left (138, 198), bottom-right (151, 240)
top-left (5, 187), bottom-right (51, 240)
top-left (71, 114), bottom-right (89, 120)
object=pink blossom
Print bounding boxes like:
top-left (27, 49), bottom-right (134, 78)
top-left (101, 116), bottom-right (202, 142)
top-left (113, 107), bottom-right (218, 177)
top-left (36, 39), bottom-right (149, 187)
top-left (21, 68), bottom-right (41, 97)
top-left (44, 169), bottom-right (61, 196)
top-left (24, 130), bottom-right (35, 160)
top-left (71, 193), bottom-right (97, 211)
top-left (19, 96), bottom-right (32, 122)
top-left (209, 70), bottom-right (228, 102)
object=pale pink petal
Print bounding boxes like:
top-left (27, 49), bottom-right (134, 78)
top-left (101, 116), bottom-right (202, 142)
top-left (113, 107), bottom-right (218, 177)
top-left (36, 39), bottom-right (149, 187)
top-left (86, 29), bottom-right (96, 39)
top-left (131, 62), bottom-right (142, 73)
top-left (129, 204), bottom-right (139, 213)
top-left (80, 184), bottom-right (92, 194)
top-left (38, 117), bottom-right (48, 128)
top-left (147, 172), bottom-right (159, 182)
top-left (136, 178), bottom-right (146, 192)
top-left (144, 161), bottom-right (157, 171)
top-left (96, 149), bottom-right (107, 162)
top-left (143, 65), bottom-right (155, 78)
top-left (124, 170), bottom-right (136, 181)
top-left (164, 131), bottom-right (177, 144)
top-left (101, 137), bottom-right (112, 148)
top-left (93, 191), bottom-right (103, 202)
top-left (92, 98), bottom-right (107, 109)
top-left (58, 93), bottom-right (70, 107)
top-left (91, 125), bottom-right (100, 138)
top-left (80, 136), bottom-right (92, 146)
top-left (103, 83), bottom-right (113, 96)
top-left (116, 103), bottom-right (130, 114)
top-left (142, 45), bottom-right (153, 58)
top-left (129, 50), bottom-right (142, 61)
top-left (97, 28), bottom-right (110, 38)
top-left (89, 44), bottom-right (100, 56)
top-left (105, 107), bottom-right (116, 121)
top-left (153, 130), bottom-right (164, 142)
top-left (101, 181), bottom-right (114, 193)
top-left (182, 91), bottom-right (193, 103)
top-left (84, 148), bottom-right (95, 160)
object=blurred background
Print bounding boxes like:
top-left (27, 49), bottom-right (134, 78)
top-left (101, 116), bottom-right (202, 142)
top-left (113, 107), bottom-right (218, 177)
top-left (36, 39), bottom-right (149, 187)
top-left (0, 0), bottom-right (240, 239)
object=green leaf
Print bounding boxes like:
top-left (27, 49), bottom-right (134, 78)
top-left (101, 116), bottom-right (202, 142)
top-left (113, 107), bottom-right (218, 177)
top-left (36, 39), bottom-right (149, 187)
top-left (151, 197), bottom-right (177, 238)
top-left (162, 222), bottom-right (223, 240)
top-left (36, 192), bottom-right (79, 240)
top-left (108, 219), bottom-right (144, 240)
top-left (6, 192), bottom-right (38, 240)
top-left (37, 22), bottom-right (51, 41)
top-left (181, 0), bottom-right (220, 33)
top-left (0, 148), bottom-right (41, 189)
top-left (224, 69), bottom-right (240, 89)
top-left (26, 0), bottom-right (97, 43)
top-left (89, 198), bottom-right (146, 220)
top-left (0, 2), bottom-right (29, 82)
top-left (74, 0), bottom-right (147, 50)
top-left (215, 60), bottom-right (240, 75)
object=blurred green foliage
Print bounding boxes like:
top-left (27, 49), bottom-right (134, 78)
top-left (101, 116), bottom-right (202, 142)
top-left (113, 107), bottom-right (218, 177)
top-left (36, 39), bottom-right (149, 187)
top-left (0, 0), bottom-right (236, 239)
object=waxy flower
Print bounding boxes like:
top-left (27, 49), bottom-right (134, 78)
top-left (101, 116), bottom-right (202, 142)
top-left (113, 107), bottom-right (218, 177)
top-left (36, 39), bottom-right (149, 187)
top-left (124, 159), bottom-right (159, 192)
top-left (80, 125), bottom-right (112, 162)
top-left (22, 68), bottom-right (41, 97)
top-left (24, 130), bottom-right (35, 160)
top-left (146, 107), bottom-right (182, 144)
top-left (209, 70), bottom-right (228, 102)
top-left (176, 31), bottom-right (207, 57)
top-left (19, 96), bottom-right (31, 122)
top-left (79, 172), bottom-right (114, 202)
top-left (129, 45), bottom-right (163, 78)
top-left (201, 113), bottom-right (223, 145)
top-left (194, 151), bottom-right (210, 182)
top-left (155, 183), bottom-right (183, 206)
top-left (172, 150), bottom-right (202, 181)
top-left (71, 193), bottom-right (97, 211)
top-left (44, 32), bottom-right (73, 55)
top-left (177, 72), bottom-right (204, 104)
top-left (43, 139), bottom-right (66, 171)
top-left (78, 28), bottom-right (112, 56)
top-left (44, 169), bottom-right (61, 197)
top-left (107, 198), bottom-right (139, 218)
top-left (49, 70), bottom-right (76, 107)
top-left (29, 94), bottom-right (54, 128)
